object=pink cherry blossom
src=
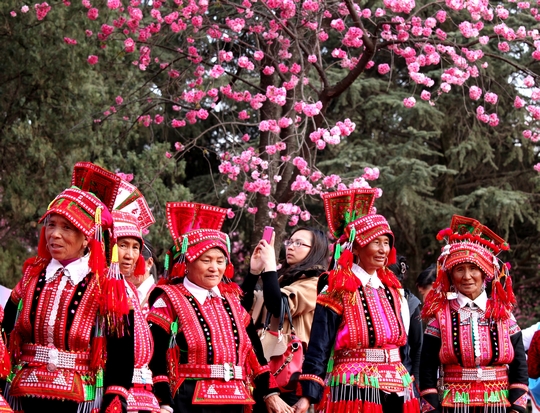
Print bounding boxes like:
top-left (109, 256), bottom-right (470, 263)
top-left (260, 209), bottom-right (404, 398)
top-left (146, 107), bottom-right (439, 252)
top-left (362, 167), bottom-right (380, 180)
top-left (21, 5), bottom-right (29, 12)
top-left (420, 90), bottom-right (431, 100)
top-left (175, 142), bottom-right (185, 151)
top-left (253, 51), bottom-right (264, 61)
top-left (87, 55), bottom-right (99, 65)
top-left (524, 76), bottom-right (535, 87)
top-left (165, 152), bottom-right (172, 159)
top-left (35, 2), bottom-right (52, 20)
top-left (107, 0), bottom-right (121, 9)
top-left (514, 96), bottom-right (525, 108)
top-left (469, 86), bottom-right (482, 100)
top-left (484, 92), bottom-right (498, 105)
top-left (288, 215), bottom-right (299, 226)
top-left (378, 64), bottom-right (391, 75)
top-left (87, 7), bottom-right (99, 20)
top-left (64, 37), bottom-right (78, 45)
top-left (171, 119), bottom-right (186, 128)
top-left (403, 97), bottom-right (416, 108)
top-left (10, 11), bottom-right (17, 17)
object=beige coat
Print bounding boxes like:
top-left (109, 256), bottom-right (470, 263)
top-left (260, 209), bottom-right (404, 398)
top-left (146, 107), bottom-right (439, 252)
top-left (253, 276), bottom-right (318, 361)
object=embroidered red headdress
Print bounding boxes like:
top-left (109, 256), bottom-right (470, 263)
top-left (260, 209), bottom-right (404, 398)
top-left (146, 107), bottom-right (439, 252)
top-left (39, 162), bottom-right (121, 268)
top-left (163, 202), bottom-right (235, 286)
top-left (111, 178), bottom-right (156, 278)
top-left (321, 188), bottom-right (399, 293)
top-left (422, 215), bottom-right (514, 321)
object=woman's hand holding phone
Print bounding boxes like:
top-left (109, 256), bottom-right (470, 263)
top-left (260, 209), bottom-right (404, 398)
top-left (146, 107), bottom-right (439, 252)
top-left (250, 226), bottom-right (277, 274)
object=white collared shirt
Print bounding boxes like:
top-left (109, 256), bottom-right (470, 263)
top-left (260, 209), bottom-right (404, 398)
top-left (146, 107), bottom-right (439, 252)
top-left (351, 263), bottom-right (384, 288)
top-left (45, 255), bottom-right (90, 285)
top-left (456, 290), bottom-right (488, 312)
top-left (183, 276), bottom-right (222, 305)
top-left (136, 276), bottom-right (155, 305)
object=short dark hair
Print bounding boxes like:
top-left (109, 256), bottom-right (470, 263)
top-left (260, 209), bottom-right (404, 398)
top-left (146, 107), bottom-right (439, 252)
top-left (416, 263), bottom-right (437, 288)
top-left (388, 255), bottom-right (409, 282)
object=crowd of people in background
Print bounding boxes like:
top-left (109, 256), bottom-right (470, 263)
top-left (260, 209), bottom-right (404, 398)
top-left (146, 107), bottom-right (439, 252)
top-left (0, 161), bottom-right (538, 413)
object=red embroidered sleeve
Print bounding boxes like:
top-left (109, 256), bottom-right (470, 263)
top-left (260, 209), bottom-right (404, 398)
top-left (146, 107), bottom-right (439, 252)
top-left (316, 292), bottom-right (343, 315)
top-left (246, 347), bottom-right (270, 378)
top-left (424, 317), bottom-right (441, 338)
top-left (528, 330), bottom-right (540, 378)
top-left (147, 294), bottom-right (176, 333)
top-left (508, 319), bottom-right (521, 336)
top-left (299, 373), bottom-right (325, 387)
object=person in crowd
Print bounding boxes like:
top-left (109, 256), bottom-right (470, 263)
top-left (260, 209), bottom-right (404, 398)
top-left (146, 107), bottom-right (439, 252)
top-left (111, 192), bottom-right (160, 412)
top-left (389, 255), bottom-right (423, 390)
top-left (420, 215), bottom-right (528, 413)
top-left (241, 226), bottom-right (329, 407)
top-left (147, 202), bottom-right (293, 413)
top-left (294, 188), bottom-right (418, 413)
top-left (416, 263), bottom-right (437, 302)
top-left (0, 305), bottom-right (12, 412)
top-left (522, 321), bottom-right (540, 413)
top-left (2, 162), bottom-right (142, 413)
top-left (119, 230), bottom-right (157, 315)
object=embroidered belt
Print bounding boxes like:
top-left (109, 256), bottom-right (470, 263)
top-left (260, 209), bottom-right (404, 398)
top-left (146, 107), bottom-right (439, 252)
top-left (334, 347), bottom-right (401, 364)
top-left (443, 365), bottom-right (508, 382)
top-left (177, 364), bottom-right (245, 381)
top-left (132, 366), bottom-right (154, 385)
top-left (20, 344), bottom-right (90, 372)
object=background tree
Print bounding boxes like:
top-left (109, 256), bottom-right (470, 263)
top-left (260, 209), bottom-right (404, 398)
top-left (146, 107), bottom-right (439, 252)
top-left (2, 0), bottom-right (540, 323)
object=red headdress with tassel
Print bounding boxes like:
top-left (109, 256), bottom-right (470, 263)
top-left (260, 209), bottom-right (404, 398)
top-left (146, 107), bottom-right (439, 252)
top-left (322, 188), bottom-right (399, 293)
top-left (39, 161), bottom-right (120, 278)
top-left (421, 215), bottom-right (514, 321)
top-left (67, 162), bottom-right (146, 336)
top-left (163, 202), bottom-right (238, 294)
top-left (111, 177), bottom-right (156, 278)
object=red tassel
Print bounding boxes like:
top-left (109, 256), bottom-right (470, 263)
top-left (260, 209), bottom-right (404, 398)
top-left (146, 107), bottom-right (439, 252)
top-left (505, 274), bottom-right (516, 305)
top-left (170, 261), bottom-right (186, 279)
top-left (377, 267), bottom-right (402, 289)
top-left (219, 280), bottom-right (242, 296)
top-left (90, 335), bottom-right (106, 371)
top-left (224, 262), bottom-right (234, 279)
top-left (337, 248), bottom-right (354, 268)
top-left (387, 247), bottom-right (397, 266)
top-left (166, 345), bottom-right (181, 394)
top-left (88, 238), bottom-right (106, 277)
top-left (134, 254), bottom-right (146, 278)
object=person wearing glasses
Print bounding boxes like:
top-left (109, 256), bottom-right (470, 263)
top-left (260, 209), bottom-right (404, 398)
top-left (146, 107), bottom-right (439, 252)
top-left (242, 227), bottom-right (329, 408)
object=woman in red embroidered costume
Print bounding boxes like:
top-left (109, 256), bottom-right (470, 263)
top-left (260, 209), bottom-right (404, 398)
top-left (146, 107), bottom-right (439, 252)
top-left (419, 215), bottom-right (528, 413)
top-left (110, 179), bottom-right (160, 413)
top-left (294, 188), bottom-right (418, 413)
top-left (1, 162), bottom-right (143, 413)
top-left (0, 306), bottom-right (13, 413)
top-left (147, 202), bottom-right (293, 413)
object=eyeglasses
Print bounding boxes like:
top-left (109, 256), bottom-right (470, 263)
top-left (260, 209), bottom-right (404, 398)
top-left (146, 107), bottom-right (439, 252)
top-left (283, 240), bottom-right (312, 248)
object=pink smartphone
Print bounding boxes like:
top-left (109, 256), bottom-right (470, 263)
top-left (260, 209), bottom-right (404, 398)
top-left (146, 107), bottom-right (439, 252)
top-left (262, 226), bottom-right (274, 243)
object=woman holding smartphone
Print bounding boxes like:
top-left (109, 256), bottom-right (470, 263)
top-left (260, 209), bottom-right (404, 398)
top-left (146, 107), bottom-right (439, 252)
top-left (241, 226), bottom-right (329, 408)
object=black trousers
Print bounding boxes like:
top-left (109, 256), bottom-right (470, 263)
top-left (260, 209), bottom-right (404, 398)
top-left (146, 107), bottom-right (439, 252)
top-left (21, 397), bottom-right (79, 413)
